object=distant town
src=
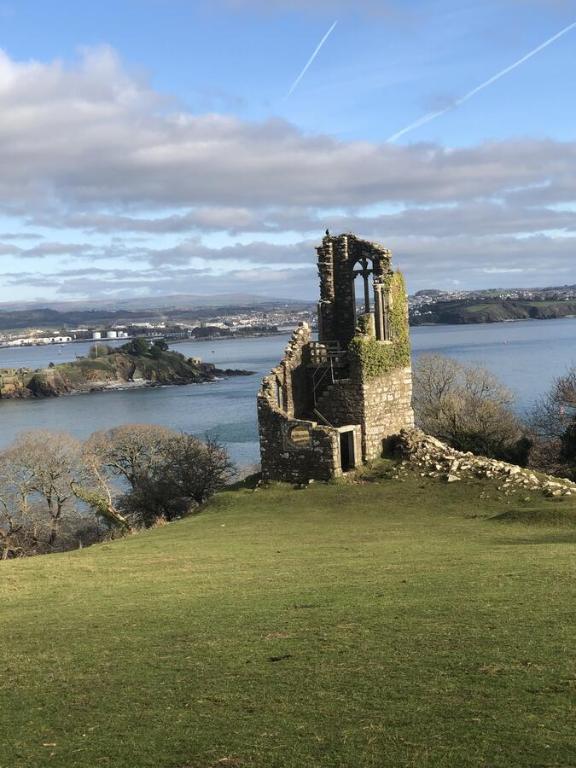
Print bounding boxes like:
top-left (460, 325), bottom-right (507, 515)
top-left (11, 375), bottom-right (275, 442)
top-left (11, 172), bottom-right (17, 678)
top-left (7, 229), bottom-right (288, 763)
top-left (1, 283), bottom-right (576, 348)
top-left (410, 284), bottom-right (576, 325)
top-left (0, 303), bottom-right (315, 348)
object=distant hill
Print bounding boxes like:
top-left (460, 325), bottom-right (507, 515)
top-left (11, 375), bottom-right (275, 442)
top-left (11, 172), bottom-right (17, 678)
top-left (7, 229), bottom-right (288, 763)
top-left (0, 300), bottom-right (309, 332)
top-left (0, 293), bottom-right (308, 312)
top-left (411, 298), bottom-right (576, 325)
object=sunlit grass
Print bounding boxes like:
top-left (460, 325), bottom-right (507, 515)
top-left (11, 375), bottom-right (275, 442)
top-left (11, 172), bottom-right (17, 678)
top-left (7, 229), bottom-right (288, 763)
top-left (2, 469), bottom-right (576, 767)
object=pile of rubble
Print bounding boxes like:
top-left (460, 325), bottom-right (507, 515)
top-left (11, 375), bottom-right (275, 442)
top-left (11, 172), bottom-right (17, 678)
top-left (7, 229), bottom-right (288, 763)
top-left (394, 429), bottom-right (575, 497)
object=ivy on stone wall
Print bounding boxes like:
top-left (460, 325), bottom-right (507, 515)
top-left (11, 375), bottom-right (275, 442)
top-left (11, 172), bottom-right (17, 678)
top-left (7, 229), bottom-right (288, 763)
top-left (356, 313), bottom-right (374, 335)
top-left (348, 272), bottom-right (411, 379)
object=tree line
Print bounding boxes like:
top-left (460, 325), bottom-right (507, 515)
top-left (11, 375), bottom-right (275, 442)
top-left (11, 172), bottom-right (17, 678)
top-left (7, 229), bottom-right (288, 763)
top-left (413, 355), bottom-right (576, 478)
top-left (0, 425), bottom-right (234, 560)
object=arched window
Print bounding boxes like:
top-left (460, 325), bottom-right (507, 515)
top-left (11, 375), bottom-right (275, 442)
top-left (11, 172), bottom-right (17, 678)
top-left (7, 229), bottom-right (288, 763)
top-left (352, 256), bottom-right (391, 342)
top-left (353, 255), bottom-right (374, 314)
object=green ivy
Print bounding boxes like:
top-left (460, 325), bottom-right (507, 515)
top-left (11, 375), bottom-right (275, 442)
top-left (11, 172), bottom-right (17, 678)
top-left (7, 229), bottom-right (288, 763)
top-left (356, 313), bottom-right (374, 335)
top-left (348, 272), bottom-right (411, 379)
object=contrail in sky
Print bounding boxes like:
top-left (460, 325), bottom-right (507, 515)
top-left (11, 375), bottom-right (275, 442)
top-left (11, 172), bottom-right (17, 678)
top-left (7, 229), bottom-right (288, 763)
top-left (387, 19), bottom-right (576, 143)
top-left (286, 20), bottom-right (338, 99)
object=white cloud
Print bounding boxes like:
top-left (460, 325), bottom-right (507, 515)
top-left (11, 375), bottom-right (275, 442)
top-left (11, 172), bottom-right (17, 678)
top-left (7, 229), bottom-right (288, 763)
top-left (1, 46), bottom-right (575, 214)
top-left (3, 233), bottom-right (573, 300)
top-left (0, 45), bottom-right (575, 298)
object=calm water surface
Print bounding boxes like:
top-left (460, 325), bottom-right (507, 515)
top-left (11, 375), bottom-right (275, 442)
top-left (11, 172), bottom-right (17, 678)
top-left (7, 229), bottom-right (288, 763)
top-left (0, 319), bottom-right (574, 466)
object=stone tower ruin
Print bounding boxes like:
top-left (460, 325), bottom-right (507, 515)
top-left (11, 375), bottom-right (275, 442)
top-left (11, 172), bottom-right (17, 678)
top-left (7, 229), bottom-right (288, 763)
top-left (258, 232), bottom-right (414, 482)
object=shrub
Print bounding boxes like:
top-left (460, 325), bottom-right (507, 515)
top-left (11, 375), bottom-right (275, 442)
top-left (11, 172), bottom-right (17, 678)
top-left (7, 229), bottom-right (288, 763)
top-left (413, 354), bottom-right (529, 462)
top-left (85, 425), bottom-right (235, 528)
top-left (119, 435), bottom-right (235, 526)
top-left (121, 337), bottom-right (151, 357)
top-left (529, 367), bottom-right (576, 479)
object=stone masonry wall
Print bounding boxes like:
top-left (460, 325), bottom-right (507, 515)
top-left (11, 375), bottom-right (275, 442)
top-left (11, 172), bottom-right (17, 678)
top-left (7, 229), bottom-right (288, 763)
top-left (271, 322), bottom-right (310, 418)
top-left (314, 378), bottom-right (363, 429)
top-left (258, 322), bottom-right (343, 482)
top-left (258, 232), bottom-right (415, 481)
top-left (313, 366), bottom-right (413, 461)
top-left (317, 233), bottom-right (391, 348)
top-left (257, 404), bottom-right (341, 482)
top-left (362, 366), bottom-right (414, 460)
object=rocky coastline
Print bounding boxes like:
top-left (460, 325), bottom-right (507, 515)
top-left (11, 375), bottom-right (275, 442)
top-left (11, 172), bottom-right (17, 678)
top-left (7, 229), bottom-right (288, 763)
top-left (0, 347), bottom-right (254, 400)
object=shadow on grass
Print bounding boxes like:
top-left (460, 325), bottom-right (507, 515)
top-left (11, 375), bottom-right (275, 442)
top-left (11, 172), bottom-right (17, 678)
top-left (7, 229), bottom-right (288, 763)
top-left (225, 472), bottom-right (262, 492)
top-left (492, 532), bottom-right (576, 545)
top-left (492, 507), bottom-right (576, 526)
top-left (488, 506), bottom-right (576, 544)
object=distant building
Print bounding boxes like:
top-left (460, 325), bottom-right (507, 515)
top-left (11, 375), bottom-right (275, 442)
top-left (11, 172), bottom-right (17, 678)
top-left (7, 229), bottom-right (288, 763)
top-left (37, 336), bottom-right (72, 344)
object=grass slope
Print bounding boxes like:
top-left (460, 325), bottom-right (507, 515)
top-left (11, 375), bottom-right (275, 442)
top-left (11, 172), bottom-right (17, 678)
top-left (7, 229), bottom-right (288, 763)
top-left (2, 469), bottom-right (576, 768)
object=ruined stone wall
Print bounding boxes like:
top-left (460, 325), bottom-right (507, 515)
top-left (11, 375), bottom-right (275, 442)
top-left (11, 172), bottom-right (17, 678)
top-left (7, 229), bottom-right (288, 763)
top-left (317, 233), bottom-right (392, 348)
top-left (313, 367), bottom-right (413, 460)
top-left (258, 409), bottom-right (341, 482)
top-left (314, 379), bottom-right (363, 429)
top-left (258, 232), bottom-right (415, 481)
top-left (331, 236), bottom-right (358, 347)
top-left (397, 429), bottom-right (576, 497)
top-left (362, 366), bottom-right (414, 459)
top-left (259, 323), bottom-right (310, 418)
top-left (258, 323), bottom-right (343, 482)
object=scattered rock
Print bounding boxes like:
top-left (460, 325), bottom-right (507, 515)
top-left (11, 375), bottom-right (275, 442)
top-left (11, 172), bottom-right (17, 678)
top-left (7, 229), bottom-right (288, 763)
top-left (395, 429), bottom-right (576, 498)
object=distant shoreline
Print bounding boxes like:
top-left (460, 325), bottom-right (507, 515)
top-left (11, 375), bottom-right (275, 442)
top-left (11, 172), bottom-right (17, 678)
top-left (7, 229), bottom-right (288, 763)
top-left (0, 330), bottom-right (286, 351)
top-left (0, 343), bottom-right (254, 400)
top-left (411, 315), bottom-right (576, 327)
top-left (1, 316), bottom-right (575, 355)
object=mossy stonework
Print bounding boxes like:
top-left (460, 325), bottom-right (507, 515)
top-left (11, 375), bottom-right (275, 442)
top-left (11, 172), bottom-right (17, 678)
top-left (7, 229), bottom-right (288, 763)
top-left (349, 272), bottom-right (411, 380)
top-left (258, 233), bottom-right (414, 481)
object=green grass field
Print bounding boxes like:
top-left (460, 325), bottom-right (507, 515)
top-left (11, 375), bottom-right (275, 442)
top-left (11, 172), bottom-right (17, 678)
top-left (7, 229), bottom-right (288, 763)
top-left (2, 467), bottom-right (576, 768)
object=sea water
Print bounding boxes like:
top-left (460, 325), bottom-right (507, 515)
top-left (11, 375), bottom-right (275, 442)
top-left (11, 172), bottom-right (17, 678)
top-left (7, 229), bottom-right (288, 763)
top-left (0, 318), bottom-right (574, 466)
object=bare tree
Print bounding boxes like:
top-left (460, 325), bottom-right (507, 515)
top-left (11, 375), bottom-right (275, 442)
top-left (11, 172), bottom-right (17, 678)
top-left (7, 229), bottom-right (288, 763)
top-left (0, 452), bottom-right (31, 559)
top-left (74, 448), bottom-right (134, 532)
top-left (1, 425), bottom-right (235, 557)
top-left (106, 431), bottom-right (236, 526)
top-left (4, 431), bottom-right (85, 548)
top-left (84, 424), bottom-right (176, 489)
top-left (529, 367), bottom-right (576, 478)
top-left (413, 354), bottom-right (529, 462)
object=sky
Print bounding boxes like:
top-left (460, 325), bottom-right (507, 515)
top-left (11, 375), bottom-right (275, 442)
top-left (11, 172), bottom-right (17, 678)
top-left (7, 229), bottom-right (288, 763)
top-left (0, 0), bottom-right (575, 304)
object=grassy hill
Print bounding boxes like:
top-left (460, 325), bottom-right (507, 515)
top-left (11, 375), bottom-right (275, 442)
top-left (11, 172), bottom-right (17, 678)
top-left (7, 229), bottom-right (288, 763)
top-left (2, 467), bottom-right (576, 768)
top-left (412, 299), bottom-right (576, 325)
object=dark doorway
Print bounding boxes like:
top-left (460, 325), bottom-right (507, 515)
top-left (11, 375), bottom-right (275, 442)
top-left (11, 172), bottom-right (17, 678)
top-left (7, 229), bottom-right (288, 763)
top-left (340, 431), bottom-right (355, 472)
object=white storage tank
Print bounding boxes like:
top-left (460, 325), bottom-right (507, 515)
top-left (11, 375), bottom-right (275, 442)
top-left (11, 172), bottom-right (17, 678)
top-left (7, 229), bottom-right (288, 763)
top-left (92, 331), bottom-right (102, 340)
top-left (106, 331), bottom-right (118, 339)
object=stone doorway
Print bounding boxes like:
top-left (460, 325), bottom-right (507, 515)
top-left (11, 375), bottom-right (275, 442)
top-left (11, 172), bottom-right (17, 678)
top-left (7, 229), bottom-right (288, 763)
top-left (339, 429), bottom-right (356, 472)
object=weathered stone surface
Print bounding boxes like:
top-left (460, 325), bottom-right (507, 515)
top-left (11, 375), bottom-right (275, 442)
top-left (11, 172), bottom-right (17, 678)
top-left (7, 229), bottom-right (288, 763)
top-left (258, 232), bottom-right (414, 483)
top-left (395, 429), bottom-right (576, 496)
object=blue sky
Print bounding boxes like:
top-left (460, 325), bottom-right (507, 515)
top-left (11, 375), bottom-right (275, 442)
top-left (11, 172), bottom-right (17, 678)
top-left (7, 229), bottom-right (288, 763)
top-left (0, 0), bottom-right (575, 303)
